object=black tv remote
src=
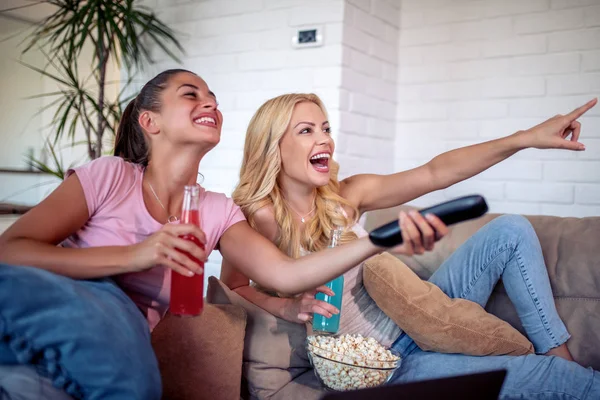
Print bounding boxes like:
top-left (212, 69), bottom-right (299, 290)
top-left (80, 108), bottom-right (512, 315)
top-left (368, 195), bottom-right (489, 247)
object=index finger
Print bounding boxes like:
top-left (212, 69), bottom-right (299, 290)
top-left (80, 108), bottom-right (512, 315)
top-left (567, 98), bottom-right (598, 120)
top-left (424, 213), bottom-right (449, 239)
top-left (165, 223), bottom-right (207, 244)
top-left (315, 285), bottom-right (335, 296)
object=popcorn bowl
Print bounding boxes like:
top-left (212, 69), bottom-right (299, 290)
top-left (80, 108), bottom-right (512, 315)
top-left (306, 334), bottom-right (401, 392)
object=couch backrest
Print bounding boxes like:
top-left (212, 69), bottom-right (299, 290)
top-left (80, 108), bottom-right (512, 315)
top-left (363, 206), bottom-right (600, 297)
top-left (364, 206), bottom-right (600, 370)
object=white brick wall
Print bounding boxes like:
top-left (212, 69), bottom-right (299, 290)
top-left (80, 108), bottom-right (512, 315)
top-left (132, 0), bottom-right (600, 289)
top-left (137, 0), bottom-right (349, 286)
top-left (139, 0), bottom-right (347, 198)
top-left (396, 0), bottom-right (600, 217)
top-left (338, 0), bottom-right (398, 178)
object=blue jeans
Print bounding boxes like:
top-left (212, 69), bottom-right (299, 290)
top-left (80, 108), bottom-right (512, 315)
top-left (0, 264), bottom-right (161, 399)
top-left (390, 215), bottom-right (600, 399)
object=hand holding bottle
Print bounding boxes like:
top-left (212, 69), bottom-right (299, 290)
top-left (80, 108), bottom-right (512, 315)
top-left (281, 285), bottom-right (340, 324)
top-left (126, 222), bottom-right (206, 276)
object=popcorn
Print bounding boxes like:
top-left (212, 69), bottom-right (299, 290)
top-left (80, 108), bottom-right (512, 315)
top-left (306, 334), bottom-right (401, 391)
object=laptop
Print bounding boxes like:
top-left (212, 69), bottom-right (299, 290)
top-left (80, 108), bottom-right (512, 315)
top-left (321, 369), bottom-right (506, 400)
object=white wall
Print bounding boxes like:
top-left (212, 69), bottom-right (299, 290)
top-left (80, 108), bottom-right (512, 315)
top-left (4, 1), bottom-right (599, 286)
top-left (139, 0), bottom-right (600, 285)
top-left (140, 0), bottom-right (352, 281)
top-left (0, 16), bottom-right (60, 205)
top-left (396, 0), bottom-right (600, 217)
top-left (338, 0), bottom-right (398, 177)
top-left (0, 13), bottom-right (121, 206)
top-left (141, 0), bottom-right (347, 196)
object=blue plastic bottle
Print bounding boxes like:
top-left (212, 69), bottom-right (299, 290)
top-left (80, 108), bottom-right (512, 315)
top-left (313, 229), bottom-right (344, 334)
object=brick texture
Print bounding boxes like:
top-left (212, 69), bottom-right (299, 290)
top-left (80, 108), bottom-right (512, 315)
top-left (396, 0), bottom-right (600, 217)
top-left (132, 0), bottom-right (600, 286)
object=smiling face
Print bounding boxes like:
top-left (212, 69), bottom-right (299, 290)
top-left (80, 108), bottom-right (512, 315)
top-left (149, 72), bottom-right (223, 149)
top-left (278, 101), bottom-right (334, 190)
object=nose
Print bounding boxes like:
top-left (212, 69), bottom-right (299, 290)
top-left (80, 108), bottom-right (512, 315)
top-left (200, 95), bottom-right (218, 110)
top-left (317, 130), bottom-right (331, 146)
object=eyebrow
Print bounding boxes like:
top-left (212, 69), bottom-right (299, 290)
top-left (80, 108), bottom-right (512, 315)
top-left (294, 121), bottom-right (329, 129)
top-left (178, 84), bottom-right (198, 91)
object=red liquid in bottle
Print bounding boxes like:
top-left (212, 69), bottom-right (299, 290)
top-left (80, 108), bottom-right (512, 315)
top-left (170, 197), bottom-right (204, 316)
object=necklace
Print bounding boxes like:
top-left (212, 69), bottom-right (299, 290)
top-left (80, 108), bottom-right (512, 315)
top-left (285, 195), bottom-right (316, 223)
top-left (147, 181), bottom-right (179, 223)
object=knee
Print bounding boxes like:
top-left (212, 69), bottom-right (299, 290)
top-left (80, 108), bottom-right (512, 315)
top-left (490, 215), bottom-right (536, 240)
top-left (121, 359), bottom-right (162, 400)
top-left (79, 286), bottom-right (162, 399)
top-left (99, 319), bottom-right (162, 399)
top-left (0, 267), bottom-right (162, 399)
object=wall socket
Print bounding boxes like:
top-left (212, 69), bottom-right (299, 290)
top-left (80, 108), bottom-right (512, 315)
top-left (291, 26), bottom-right (324, 48)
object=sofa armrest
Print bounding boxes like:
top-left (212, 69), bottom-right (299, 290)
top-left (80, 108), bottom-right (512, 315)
top-left (151, 303), bottom-right (247, 400)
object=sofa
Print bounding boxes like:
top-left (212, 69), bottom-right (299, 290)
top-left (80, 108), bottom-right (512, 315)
top-left (151, 207), bottom-right (600, 400)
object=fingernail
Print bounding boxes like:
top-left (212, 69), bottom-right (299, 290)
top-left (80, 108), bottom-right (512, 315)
top-left (425, 213), bottom-right (434, 220)
top-left (187, 271), bottom-right (194, 276)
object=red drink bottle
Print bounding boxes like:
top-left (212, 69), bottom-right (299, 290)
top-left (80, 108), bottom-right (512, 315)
top-left (170, 185), bottom-right (204, 316)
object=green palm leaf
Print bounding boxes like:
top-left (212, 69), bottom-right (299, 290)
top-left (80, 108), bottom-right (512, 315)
top-left (19, 0), bottom-right (183, 175)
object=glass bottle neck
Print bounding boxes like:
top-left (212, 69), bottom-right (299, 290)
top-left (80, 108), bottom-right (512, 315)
top-left (181, 185), bottom-right (200, 224)
top-left (328, 228), bottom-right (342, 248)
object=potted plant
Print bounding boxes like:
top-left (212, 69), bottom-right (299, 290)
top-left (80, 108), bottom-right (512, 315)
top-left (20, 0), bottom-right (184, 177)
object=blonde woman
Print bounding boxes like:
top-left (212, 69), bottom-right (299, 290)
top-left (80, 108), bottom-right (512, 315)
top-left (221, 93), bottom-right (600, 398)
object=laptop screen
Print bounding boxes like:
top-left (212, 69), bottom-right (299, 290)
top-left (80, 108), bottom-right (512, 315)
top-left (321, 369), bottom-right (506, 400)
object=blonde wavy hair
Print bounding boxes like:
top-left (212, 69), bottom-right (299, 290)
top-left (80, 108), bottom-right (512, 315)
top-left (233, 93), bottom-right (358, 259)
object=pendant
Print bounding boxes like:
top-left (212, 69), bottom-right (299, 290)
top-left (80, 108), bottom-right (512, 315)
top-left (168, 215), bottom-right (179, 224)
top-left (301, 217), bottom-right (305, 223)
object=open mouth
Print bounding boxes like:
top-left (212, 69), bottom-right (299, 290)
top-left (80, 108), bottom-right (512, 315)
top-left (309, 152), bottom-right (330, 173)
top-left (193, 116), bottom-right (217, 128)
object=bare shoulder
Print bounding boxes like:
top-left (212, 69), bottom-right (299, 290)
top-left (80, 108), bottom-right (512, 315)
top-left (339, 174), bottom-right (362, 200)
top-left (338, 176), bottom-right (363, 215)
top-left (253, 206), bottom-right (279, 243)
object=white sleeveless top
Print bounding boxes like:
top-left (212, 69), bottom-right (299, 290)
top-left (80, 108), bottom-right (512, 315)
top-left (305, 223), bottom-right (402, 347)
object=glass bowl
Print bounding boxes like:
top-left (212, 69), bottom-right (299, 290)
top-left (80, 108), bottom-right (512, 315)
top-left (306, 335), bottom-right (401, 391)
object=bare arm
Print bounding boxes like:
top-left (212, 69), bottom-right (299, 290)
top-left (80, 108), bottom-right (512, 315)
top-left (221, 258), bottom-right (296, 318)
top-left (220, 208), bottom-right (339, 321)
top-left (220, 207), bottom-right (290, 317)
top-left (0, 174), bottom-right (131, 278)
top-left (342, 99), bottom-right (597, 214)
top-left (0, 174), bottom-right (207, 279)
top-left (219, 220), bottom-right (381, 296)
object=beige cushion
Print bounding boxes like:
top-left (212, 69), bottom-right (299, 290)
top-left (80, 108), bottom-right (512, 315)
top-left (366, 208), bottom-right (600, 369)
top-left (151, 303), bottom-right (247, 400)
top-left (363, 252), bottom-right (535, 356)
top-left (207, 277), bottom-right (323, 400)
